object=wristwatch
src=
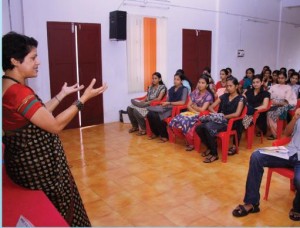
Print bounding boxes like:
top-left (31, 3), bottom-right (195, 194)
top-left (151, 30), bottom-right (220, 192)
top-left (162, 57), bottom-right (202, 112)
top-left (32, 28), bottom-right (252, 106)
top-left (73, 100), bottom-right (84, 111)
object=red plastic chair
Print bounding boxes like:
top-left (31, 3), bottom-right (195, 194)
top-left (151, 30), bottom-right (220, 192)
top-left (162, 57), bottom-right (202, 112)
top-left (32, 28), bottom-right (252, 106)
top-left (288, 99), bottom-right (300, 118)
top-left (276, 99), bottom-right (299, 139)
top-left (263, 137), bottom-right (295, 200)
top-left (194, 106), bottom-right (247, 162)
top-left (246, 100), bottom-right (271, 149)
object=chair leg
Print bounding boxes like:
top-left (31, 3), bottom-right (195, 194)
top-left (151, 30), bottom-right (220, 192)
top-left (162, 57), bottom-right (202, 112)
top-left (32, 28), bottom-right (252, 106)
top-left (194, 134), bottom-right (201, 152)
top-left (221, 137), bottom-right (229, 163)
top-left (234, 132), bottom-right (239, 154)
top-left (264, 169), bottom-right (273, 200)
top-left (167, 126), bottom-right (175, 143)
top-left (247, 126), bottom-right (254, 149)
top-left (277, 120), bottom-right (286, 139)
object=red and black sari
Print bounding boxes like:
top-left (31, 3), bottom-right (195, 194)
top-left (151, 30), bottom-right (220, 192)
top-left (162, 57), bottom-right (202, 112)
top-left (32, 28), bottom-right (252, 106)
top-left (2, 84), bottom-right (91, 227)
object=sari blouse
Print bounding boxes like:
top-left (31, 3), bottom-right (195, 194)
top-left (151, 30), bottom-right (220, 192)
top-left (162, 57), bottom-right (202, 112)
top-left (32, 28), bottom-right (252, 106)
top-left (146, 84), bottom-right (167, 101)
top-left (3, 84), bottom-right (43, 131)
top-left (190, 89), bottom-right (214, 107)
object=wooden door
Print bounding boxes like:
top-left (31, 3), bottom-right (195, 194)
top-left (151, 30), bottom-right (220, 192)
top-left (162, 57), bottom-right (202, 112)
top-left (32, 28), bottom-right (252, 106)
top-left (182, 29), bottom-right (212, 89)
top-left (77, 23), bottom-right (103, 127)
top-left (47, 22), bottom-right (79, 129)
top-left (47, 22), bottom-right (103, 129)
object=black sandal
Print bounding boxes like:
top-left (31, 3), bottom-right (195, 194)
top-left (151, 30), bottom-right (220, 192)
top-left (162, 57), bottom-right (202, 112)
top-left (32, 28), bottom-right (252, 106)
top-left (129, 127), bottom-right (139, 133)
top-left (201, 149), bottom-right (211, 157)
top-left (228, 146), bottom-right (237, 156)
top-left (267, 135), bottom-right (276, 140)
top-left (203, 155), bottom-right (219, 163)
top-left (289, 208), bottom-right (300, 221)
top-left (185, 145), bottom-right (194, 151)
top-left (232, 204), bottom-right (260, 217)
top-left (136, 130), bottom-right (146, 136)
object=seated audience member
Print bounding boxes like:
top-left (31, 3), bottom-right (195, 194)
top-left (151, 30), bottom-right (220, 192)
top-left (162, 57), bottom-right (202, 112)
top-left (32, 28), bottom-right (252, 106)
top-left (232, 108), bottom-right (300, 221)
top-left (127, 72), bottom-right (167, 135)
top-left (240, 68), bottom-right (255, 93)
top-left (226, 67), bottom-right (232, 77)
top-left (288, 68), bottom-right (296, 82)
top-left (268, 70), bottom-right (279, 88)
top-left (280, 67), bottom-right (287, 74)
top-left (147, 73), bottom-right (188, 142)
top-left (260, 65), bottom-right (270, 76)
top-left (176, 69), bottom-right (192, 93)
top-left (215, 69), bottom-right (229, 92)
top-left (195, 77), bottom-right (246, 162)
top-left (169, 75), bottom-right (215, 151)
top-left (202, 66), bottom-right (216, 91)
top-left (243, 75), bottom-right (270, 135)
top-left (262, 68), bottom-right (272, 90)
top-left (289, 72), bottom-right (300, 99)
top-left (267, 72), bottom-right (297, 140)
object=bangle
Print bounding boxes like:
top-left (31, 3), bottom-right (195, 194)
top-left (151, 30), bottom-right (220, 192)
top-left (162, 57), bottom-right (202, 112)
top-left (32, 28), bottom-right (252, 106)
top-left (55, 96), bottom-right (61, 103)
top-left (73, 100), bottom-right (84, 111)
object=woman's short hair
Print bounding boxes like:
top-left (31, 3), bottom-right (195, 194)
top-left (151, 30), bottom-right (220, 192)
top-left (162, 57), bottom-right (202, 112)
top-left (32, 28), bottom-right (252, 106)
top-left (2, 31), bottom-right (38, 71)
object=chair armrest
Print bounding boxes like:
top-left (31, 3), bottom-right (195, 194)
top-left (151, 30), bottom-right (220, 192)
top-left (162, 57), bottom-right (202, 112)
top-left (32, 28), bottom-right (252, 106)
top-left (171, 105), bottom-right (187, 118)
top-left (226, 106), bottom-right (247, 131)
top-left (150, 100), bottom-right (163, 106)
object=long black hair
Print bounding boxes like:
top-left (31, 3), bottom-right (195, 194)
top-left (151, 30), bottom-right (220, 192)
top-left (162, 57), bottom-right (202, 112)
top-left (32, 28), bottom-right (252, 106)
top-left (176, 69), bottom-right (193, 89)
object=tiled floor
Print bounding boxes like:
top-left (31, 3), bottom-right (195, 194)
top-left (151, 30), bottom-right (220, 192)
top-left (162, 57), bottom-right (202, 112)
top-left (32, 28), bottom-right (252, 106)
top-left (59, 122), bottom-right (299, 226)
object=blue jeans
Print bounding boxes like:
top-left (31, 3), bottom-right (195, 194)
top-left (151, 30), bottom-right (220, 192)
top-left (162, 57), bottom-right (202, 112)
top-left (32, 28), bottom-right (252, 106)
top-left (244, 151), bottom-right (300, 212)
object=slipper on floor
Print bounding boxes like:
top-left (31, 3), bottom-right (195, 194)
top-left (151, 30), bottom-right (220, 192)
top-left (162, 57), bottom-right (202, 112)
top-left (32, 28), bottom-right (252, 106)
top-left (128, 127), bottom-right (139, 133)
top-left (228, 146), bottom-right (237, 156)
top-left (203, 155), bottom-right (219, 163)
top-left (136, 131), bottom-right (146, 136)
top-left (232, 204), bottom-right (260, 217)
top-left (148, 135), bottom-right (157, 140)
top-left (201, 149), bottom-right (211, 157)
top-left (289, 208), bottom-right (300, 221)
top-left (185, 145), bottom-right (194, 151)
top-left (267, 135), bottom-right (276, 140)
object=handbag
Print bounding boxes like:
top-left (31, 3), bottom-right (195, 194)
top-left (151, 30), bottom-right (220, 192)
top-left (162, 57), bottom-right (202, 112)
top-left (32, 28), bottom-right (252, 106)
top-left (131, 99), bottom-right (150, 108)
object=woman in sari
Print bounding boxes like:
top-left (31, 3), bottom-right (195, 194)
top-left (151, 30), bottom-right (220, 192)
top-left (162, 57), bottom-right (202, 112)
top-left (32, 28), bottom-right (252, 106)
top-left (147, 73), bottom-right (188, 142)
top-left (267, 72), bottom-right (297, 140)
top-left (127, 72), bottom-right (166, 135)
top-left (2, 32), bottom-right (108, 226)
top-left (168, 75), bottom-right (214, 151)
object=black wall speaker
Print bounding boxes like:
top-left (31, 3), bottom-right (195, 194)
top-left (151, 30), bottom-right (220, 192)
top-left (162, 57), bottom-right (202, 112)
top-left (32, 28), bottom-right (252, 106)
top-left (109, 10), bottom-right (127, 40)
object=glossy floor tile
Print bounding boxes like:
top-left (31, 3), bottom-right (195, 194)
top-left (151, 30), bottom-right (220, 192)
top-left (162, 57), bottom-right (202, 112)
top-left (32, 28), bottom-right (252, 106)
top-left (58, 122), bottom-right (299, 226)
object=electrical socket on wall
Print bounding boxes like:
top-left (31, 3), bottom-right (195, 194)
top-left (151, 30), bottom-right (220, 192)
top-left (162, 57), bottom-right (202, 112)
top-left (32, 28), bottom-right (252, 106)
top-left (237, 49), bottom-right (245, 57)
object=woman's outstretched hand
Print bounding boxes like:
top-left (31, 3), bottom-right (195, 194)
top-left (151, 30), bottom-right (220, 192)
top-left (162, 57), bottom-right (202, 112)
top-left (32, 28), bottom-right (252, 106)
top-left (61, 82), bottom-right (85, 97)
top-left (80, 79), bottom-right (108, 103)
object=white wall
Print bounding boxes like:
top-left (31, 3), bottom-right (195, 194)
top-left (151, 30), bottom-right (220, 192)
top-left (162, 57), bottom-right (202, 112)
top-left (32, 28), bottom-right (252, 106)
top-left (278, 6), bottom-right (300, 70)
top-left (3, 0), bottom-right (300, 123)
